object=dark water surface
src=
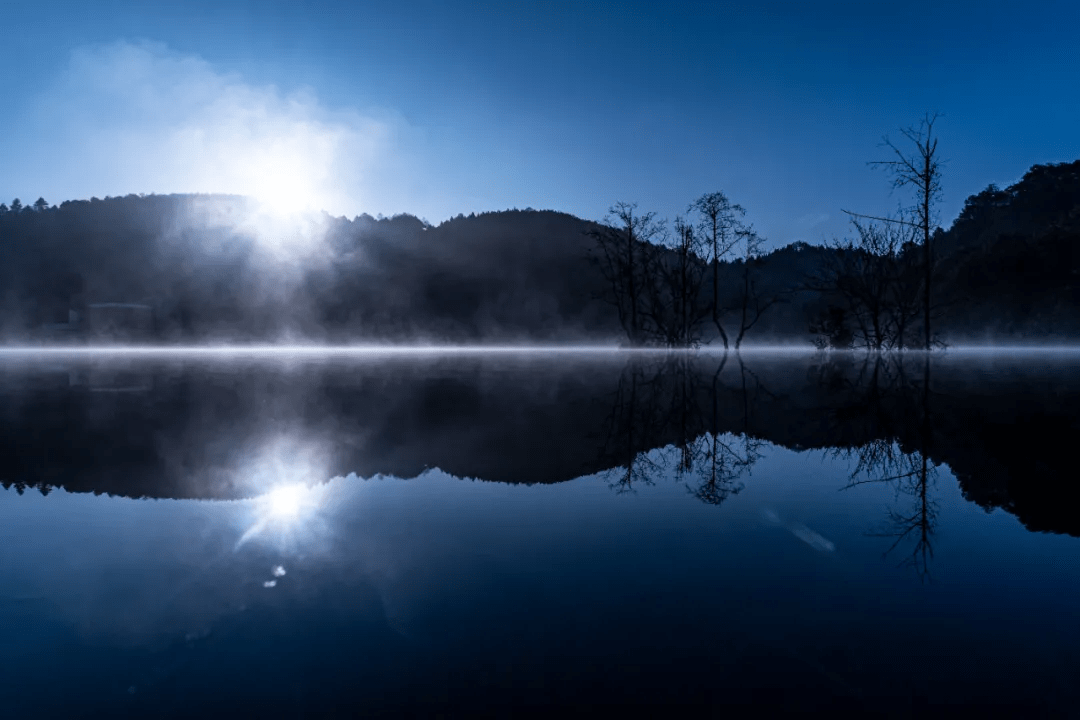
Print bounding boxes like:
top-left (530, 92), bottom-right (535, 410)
top-left (2, 350), bottom-right (1079, 717)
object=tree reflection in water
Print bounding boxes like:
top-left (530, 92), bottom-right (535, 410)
top-left (827, 353), bottom-right (940, 581)
top-left (597, 348), bottom-right (944, 579)
top-left (682, 355), bottom-right (765, 506)
top-left (684, 431), bottom-right (759, 507)
top-left (598, 351), bottom-right (763, 506)
top-left (6, 349), bottom-right (1074, 580)
top-left (842, 438), bottom-right (939, 581)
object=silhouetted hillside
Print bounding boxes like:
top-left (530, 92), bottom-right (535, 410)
top-left (311, 209), bottom-right (619, 341)
top-left (1, 159), bottom-right (1079, 345)
top-left (0, 193), bottom-right (874, 346)
top-left (0, 197), bottom-right (628, 342)
top-left (741, 159), bottom-right (1080, 346)
top-left (934, 160), bottom-right (1080, 340)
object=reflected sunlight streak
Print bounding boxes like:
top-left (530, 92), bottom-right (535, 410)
top-left (232, 436), bottom-right (335, 549)
top-left (266, 484), bottom-right (309, 520)
top-left (237, 482), bottom-right (328, 549)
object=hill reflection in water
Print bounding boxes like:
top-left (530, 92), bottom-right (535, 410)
top-left (1, 350), bottom-right (1076, 535)
top-left (2, 350), bottom-right (1079, 715)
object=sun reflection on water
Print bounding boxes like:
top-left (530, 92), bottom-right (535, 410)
top-left (265, 484), bottom-right (310, 520)
top-left (237, 481), bottom-right (330, 550)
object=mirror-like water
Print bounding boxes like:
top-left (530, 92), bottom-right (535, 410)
top-left (2, 351), bottom-right (1078, 716)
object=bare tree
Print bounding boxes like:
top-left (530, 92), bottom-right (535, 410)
top-left (888, 219), bottom-right (924, 350)
top-left (733, 227), bottom-right (783, 349)
top-left (589, 202), bottom-right (666, 345)
top-left (642, 217), bottom-right (712, 347)
top-left (851, 219), bottom-right (902, 350)
top-left (868, 112), bottom-right (944, 350)
top-left (671, 217), bottom-right (712, 347)
top-left (592, 192), bottom-right (771, 349)
top-left (809, 216), bottom-right (919, 350)
top-left (690, 192), bottom-right (744, 349)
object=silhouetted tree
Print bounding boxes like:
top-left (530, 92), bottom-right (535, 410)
top-left (643, 217), bottom-right (712, 347)
top-left (590, 192), bottom-right (779, 348)
top-left (870, 113), bottom-right (944, 350)
top-left (810, 217), bottom-right (918, 350)
top-left (10, 198), bottom-right (22, 214)
top-left (690, 191), bottom-right (744, 349)
top-left (589, 202), bottom-right (665, 344)
top-left (733, 227), bottom-right (782, 349)
top-left (33, 197), bottom-right (49, 212)
top-left (808, 305), bottom-right (853, 350)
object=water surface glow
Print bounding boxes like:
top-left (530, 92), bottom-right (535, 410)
top-left (235, 482), bottom-right (332, 551)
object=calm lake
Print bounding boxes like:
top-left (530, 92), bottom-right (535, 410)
top-left (2, 350), bottom-right (1078, 717)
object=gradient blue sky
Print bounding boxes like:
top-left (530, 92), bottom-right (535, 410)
top-left (1, 0), bottom-right (1077, 247)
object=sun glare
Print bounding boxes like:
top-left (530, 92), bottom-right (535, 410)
top-left (257, 482), bottom-right (328, 525)
top-left (237, 481), bottom-right (327, 549)
top-left (266, 484), bottom-right (307, 519)
top-left (250, 171), bottom-right (320, 217)
top-left (239, 129), bottom-right (346, 218)
top-left (238, 191), bottom-right (332, 257)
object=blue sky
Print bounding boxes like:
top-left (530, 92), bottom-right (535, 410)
top-left (1, 0), bottom-right (1077, 247)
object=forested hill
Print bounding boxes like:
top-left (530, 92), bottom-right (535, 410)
top-left (933, 160), bottom-right (1080, 340)
top-left (312, 209), bottom-right (618, 341)
top-left (0, 197), bottom-right (620, 342)
top-left (0, 159), bottom-right (1078, 345)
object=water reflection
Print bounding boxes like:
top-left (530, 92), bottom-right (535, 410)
top-left (839, 440), bottom-right (938, 580)
top-left (2, 351), bottom-right (1080, 714)
top-left (587, 350), bottom-right (945, 576)
top-left (762, 508), bottom-right (836, 552)
top-left (598, 354), bottom-right (765, 503)
top-left (239, 482), bottom-right (329, 549)
top-left (809, 353), bottom-right (941, 579)
top-left (264, 485), bottom-right (313, 520)
top-left (1, 351), bottom-right (1077, 540)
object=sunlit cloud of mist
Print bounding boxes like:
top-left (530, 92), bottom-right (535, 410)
top-left (13, 40), bottom-right (417, 219)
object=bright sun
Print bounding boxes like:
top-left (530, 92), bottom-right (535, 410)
top-left (266, 484), bottom-right (307, 519)
top-left (250, 172), bottom-right (320, 217)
